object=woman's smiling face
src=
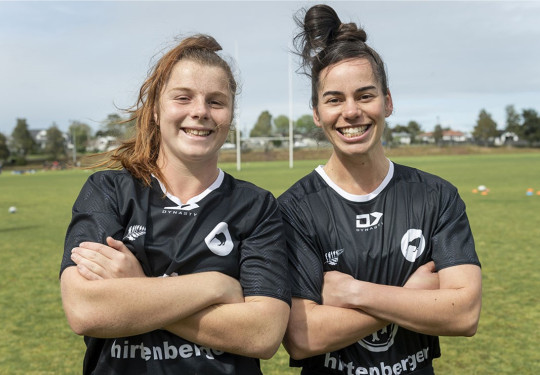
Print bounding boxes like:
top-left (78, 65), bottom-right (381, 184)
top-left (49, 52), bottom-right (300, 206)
top-left (156, 59), bottom-right (233, 165)
top-left (313, 58), bottom-right (393, 158)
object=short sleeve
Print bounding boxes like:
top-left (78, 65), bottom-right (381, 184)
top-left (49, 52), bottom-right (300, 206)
top-left (238, 191), bottom-right (291, 306)
top-left (431, 186), bottom-right (480, 271)
top-left (60, 172), bottom-right (125, 276)
top-left (279, 194), bottom-right (324, 305)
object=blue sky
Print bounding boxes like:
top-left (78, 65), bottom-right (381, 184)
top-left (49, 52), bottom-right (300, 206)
top-left (1, 1), bottom-right (539, 136)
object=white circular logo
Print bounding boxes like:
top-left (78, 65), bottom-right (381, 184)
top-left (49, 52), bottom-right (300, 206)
top-left (400, 229), bottom-right (425, 262)
top-left (358, 324), bottom-right (398, 352)
top-left (205, 222), bottom-right (234, 256)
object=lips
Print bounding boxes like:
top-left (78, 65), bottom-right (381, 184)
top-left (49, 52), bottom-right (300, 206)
top-left (338, 125), bottom-right (370, 138)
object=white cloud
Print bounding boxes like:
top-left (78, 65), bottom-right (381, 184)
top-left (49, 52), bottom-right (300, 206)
top-left (1, 1), bottom-right (539, 136)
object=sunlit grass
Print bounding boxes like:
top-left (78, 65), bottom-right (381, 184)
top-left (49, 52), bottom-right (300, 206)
top-left (0, 152), bottom-right (538, 374)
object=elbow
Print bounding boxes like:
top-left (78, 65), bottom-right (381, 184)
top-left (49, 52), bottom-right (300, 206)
top-left (283, 327), bottom-right (322, 360)
top-left (62, 299), bottom-right (105, 337)
top-left (254, 341), bottom-right (282, 360)
top-left (450, 301), bottom-right (481, 337)
top-left (64, 308), bottom-right (93, 336)
top-left (256, 324), bottom-right (289, 360)
top-left (461, 297), bottom-right (482, 337)
top-left (460, 313), bottom-right (480, 337)
top-left (239, 332), bottom-right (284, 360)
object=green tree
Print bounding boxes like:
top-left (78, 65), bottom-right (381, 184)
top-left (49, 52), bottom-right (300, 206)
top-left (101, 113), bottom-right (132, 139)
top-left (250, 111), bottom-right (273, 137)
top-left (472, 109), bottom-right (498, 146)
top-left (295, 114), bottom-right (318, 136)
top-left (433, 124), bottom-right (443, 146)
top-left (407, 121), bottom-right (422, 143)
top-left (521, 108), bottom-right (540, 146)
top-left (392, 124), bottom-right (409, 133)
top-left (0, 132), bottom-right (9, 161)
top-left (505, 105), bottom-right (522, 136)
top-left (68, 121), bottom-right (92, 153)
top-left (11, 118), bottom-right (35, 156)
top-left (273, 115), bottom-right (290, 136)
top-left (45, 124), bottom-right (66, 160)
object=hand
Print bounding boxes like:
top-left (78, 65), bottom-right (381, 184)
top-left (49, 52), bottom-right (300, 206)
top-left (71, 237), bottom-right (145, 280)
top-left (404, 261), bottom-right (439, 290)
top-left (322, 270), bottom-right (357, 308)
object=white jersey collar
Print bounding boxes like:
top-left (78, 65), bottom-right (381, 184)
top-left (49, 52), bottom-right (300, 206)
top-left (315, 160), bottom-right (394, 202)
top-left (155, 169), bottom-right (224, 206)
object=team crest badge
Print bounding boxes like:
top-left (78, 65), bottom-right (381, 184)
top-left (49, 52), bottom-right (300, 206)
top-left (205, 222), bottom-right (234, 256)
top-left (358, 324), bottom-right (398, 352)
top-left (400, 229), bottom-right (426, 262)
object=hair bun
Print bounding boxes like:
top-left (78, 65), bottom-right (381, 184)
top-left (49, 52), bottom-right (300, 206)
top-left (336, 22), bottom-right (367, 43)
top-left (294, 5), bottom-right (368, 65)
top-left (179, 34), bottom-right (222, 53)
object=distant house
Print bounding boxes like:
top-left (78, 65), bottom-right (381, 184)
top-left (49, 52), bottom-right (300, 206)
top-left (86, 136), bottom-right (118, 152)
top-left (418, 130), bottom-right (470, 144)
top-left (30, 129), bottom-right (69, 150)
top-left (30, 129), bottom-right (48, 150)
top-left (391, 132), bottom-right (411, 145)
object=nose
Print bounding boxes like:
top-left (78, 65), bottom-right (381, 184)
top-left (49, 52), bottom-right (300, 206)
top-left (190, 97), bottom-right (209, 120)
top-left (342, 99), bottom-right (360, 120)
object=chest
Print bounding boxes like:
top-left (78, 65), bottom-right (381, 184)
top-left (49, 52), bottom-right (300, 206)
top-left (309, 189), bottom-right (438, 284)
top-left (122, 189), bottom-right (247, 278)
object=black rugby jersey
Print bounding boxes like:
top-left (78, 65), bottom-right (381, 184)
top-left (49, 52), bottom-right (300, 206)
top-left (61, 169), bottom-right (291, 375)
top-left (278, 162), bottom-right (480, 375)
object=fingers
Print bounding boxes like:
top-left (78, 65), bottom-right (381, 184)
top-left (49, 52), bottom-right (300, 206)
top-left (77, 241), bottom-right (117, 260)
top-left (71, 251), bottom-right (107, 280)
top-left (76, 263), bottom-right (103, 281)
top-left (106, 237), bottom-right (130, 253)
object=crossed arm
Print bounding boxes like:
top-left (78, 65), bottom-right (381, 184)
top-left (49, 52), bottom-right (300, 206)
top-left (284, 262), bottom-right (482, 360)
top-left (61, 237), bottom-right (290, 359)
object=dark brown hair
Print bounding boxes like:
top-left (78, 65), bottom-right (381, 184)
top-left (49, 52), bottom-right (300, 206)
top-left (293, 4), bottom-right (389, 107)
top-left (95, 34), bottom-right (237, 187)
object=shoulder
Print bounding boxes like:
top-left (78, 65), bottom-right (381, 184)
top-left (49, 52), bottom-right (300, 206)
top-left (392, 163), bottom-right (458, 194)
top-left (85, 169), bottom-right (132, 184)
top-left (221, 172), bottom-right (277, 206)
top-left (84, 169), bottom-right (142, 190)
top-left (77, 169), bottom-right (144, 203)
top-left (278, 170), bottom-right (321, 206)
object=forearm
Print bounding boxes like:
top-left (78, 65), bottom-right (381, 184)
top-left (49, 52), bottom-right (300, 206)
top-left (165, 297), bottom-right (290, 359)
top-left (284, 298), bottom-right (388, 360)
top-left (61, 267), bottom-right (239, 338)
top-left (349, 265), bottom-right (482, 336)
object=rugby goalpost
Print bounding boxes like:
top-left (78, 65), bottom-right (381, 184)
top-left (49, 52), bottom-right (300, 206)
top-left (234, 43), bottom-right (295, 171)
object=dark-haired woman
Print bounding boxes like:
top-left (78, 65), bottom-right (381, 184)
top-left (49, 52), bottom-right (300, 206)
top-left (60, 34), bottom-right (290, 374)
top-left (278, 5), bottom-right (481, 374)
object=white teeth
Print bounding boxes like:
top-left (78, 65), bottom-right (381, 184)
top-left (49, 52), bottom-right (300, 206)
top-left (340, 126), bottom-right (368, 137)
top-left (184, 129), bottom-right (211, 136)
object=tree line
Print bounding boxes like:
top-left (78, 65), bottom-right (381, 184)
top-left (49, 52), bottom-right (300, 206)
top-left (1, 104), bottom-right (539, 166)
top-left (247, 105), bottom-right (540, 147)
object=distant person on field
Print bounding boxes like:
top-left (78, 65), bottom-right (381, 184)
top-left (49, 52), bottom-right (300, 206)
top-left (60, 34), bottom-right (290, 375)
top-left (278, 4), bottom-right (482, 374)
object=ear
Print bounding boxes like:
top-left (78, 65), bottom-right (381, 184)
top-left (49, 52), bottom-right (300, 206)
top-left (153, 106), bottom-right (159, 126)
top-left (384, 90), bottom-right (394, 118)
top-left (313, 107), bottom-right (322, 128)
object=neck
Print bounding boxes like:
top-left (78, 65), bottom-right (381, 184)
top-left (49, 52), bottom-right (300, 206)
top-left (157, 155), bottom-right (220, 202)
top-left (323, 146), bottom-right (389, 195)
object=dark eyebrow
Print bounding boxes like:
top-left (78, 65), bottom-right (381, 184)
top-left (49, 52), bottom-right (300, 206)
top-left (322, 85), bottom-right (378, 97)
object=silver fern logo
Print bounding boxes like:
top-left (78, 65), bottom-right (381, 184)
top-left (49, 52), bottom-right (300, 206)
top-left (324, 249), bottom-right (344, 265)
top-left (123, 225), bottom-right (146, 241)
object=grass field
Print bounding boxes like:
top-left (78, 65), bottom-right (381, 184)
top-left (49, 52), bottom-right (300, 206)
top-left (0, 152), bottom-right (539, 374)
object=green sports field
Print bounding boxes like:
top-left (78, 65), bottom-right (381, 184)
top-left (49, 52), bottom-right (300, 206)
top-left (0, 152), bottom-right (538, 374)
